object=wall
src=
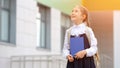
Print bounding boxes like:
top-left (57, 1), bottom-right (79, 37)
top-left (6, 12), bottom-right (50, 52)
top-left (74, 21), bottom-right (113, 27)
top-left (90, 11), bottom-right (113, 68)
top-left (81, 0), bottom-right (120, 11)
top-left (113, 11), bottom-right (120, 68)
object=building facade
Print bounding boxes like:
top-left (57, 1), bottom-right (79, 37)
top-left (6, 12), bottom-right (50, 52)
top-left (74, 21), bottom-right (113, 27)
top-left (0, 0), bottom-right (72, 68)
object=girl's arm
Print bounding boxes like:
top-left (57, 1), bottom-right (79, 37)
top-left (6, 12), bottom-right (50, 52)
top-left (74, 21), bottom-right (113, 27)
top-left (85, 27), bottom-right (98, 57)
top-left (62, 29), bottom-right (71, 58)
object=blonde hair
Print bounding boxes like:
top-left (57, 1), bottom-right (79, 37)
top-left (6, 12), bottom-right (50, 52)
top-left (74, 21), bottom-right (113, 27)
top-left (77, 5), bottom-right (90, 27)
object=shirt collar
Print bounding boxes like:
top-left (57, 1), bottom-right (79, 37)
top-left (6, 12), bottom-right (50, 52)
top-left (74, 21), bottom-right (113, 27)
top-left (73, 23), bottom-right (86, 28)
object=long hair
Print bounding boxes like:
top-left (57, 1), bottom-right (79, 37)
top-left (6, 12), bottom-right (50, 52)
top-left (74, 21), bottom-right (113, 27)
top-left (78, 5), bottom-right (90, 27)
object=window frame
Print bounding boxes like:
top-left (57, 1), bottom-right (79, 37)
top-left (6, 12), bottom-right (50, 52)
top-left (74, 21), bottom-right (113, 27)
top-left (0, 0), bottom-right (16, 44)
top-left (36, 3), bottom-right (51, 50)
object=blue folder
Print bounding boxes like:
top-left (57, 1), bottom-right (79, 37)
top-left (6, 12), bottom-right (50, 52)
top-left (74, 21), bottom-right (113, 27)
top-left (70, 36), bottom-right (84, 57)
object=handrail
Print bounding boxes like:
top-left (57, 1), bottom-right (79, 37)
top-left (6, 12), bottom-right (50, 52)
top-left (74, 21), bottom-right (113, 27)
top-left (10, 55), bottom-right (67, 68)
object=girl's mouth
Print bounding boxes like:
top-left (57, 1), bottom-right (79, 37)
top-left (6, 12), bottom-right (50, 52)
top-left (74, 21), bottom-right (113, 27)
top-left (71, 15), bottom-right (76, 18)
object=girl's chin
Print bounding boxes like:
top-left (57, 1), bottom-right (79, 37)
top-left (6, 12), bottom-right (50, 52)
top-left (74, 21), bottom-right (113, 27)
top-left (71, 19), bottom-right (77, 22)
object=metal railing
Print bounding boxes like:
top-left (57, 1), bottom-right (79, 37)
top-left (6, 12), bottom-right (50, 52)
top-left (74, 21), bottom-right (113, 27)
top-left (100, 54), bottom-right (113, 68)
top-left (10, 55), bottom-right (67, 68)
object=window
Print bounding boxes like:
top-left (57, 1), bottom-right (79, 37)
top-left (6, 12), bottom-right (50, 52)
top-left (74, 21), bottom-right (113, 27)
top-left (61, 13), bottom-right (72, 50)
top-left (0, 0), bottom-right (16, 44)
top-left (36, 4), bottom-right (51, 49)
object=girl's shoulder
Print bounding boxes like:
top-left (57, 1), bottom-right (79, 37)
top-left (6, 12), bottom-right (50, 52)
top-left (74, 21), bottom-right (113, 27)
top-left (66, 27), bottom-right (73, 32)
top-left (85, 26), bottom-right (93, 32)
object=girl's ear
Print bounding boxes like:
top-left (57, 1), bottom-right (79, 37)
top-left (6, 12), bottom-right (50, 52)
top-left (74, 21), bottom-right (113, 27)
top-left (82, 14), bottom-right (86, 22)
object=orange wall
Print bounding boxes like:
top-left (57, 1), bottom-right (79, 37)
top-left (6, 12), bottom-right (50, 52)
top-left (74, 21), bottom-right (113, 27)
top-left (81, 0), bottom-right (120, 11)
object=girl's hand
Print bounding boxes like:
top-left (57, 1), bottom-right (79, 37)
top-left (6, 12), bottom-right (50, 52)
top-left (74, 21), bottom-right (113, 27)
top-left (75, 50), bottom-right (87, 59)
top-left (67, 55), bottom-right (74, 62)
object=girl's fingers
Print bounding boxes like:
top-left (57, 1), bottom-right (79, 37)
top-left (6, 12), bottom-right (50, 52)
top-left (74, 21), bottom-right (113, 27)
top-left (68, 56), bottom-right (74, 62)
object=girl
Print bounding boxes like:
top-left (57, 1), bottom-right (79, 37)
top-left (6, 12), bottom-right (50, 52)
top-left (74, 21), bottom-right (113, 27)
top-left (63, 5), bottom-right (98, 68)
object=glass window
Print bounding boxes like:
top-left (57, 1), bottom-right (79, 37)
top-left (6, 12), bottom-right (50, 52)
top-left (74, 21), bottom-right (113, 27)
top-left (36, 4), bottom-right (51, 49)
top-left (1, 0), bottom-right (10, 9)
top-left (61, 13), bottom-right (72, 50)
top-left (0, 0), bottom-right (16, 44)
top-left (0, 10), bottom-right (9, 42)
top-left (0, 0), bottom-right (10, 42)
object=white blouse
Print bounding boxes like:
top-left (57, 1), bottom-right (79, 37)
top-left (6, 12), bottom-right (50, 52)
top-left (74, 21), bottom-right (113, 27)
top-left (62, 23), bottom-right (98, 58)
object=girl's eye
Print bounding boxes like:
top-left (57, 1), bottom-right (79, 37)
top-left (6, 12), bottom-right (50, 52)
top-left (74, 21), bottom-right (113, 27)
top-left (75, 10), bottom-right (78, 12)
top-left (72, 10), bottom-right (74, 12)
top-left (72, 10), bottom-right (78, 13)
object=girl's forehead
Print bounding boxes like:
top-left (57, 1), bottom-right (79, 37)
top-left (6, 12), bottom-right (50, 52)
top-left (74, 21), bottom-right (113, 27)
top-left (73, 6), bottom-right (80, 10)
top-left (75, 5), bottom-right (80, 8)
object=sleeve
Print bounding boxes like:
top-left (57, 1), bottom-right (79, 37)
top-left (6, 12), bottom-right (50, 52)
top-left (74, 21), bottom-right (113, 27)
top-left (85, 28), bottom-right (98, 57)
top-left (62, 29), bottom-right (70, 58)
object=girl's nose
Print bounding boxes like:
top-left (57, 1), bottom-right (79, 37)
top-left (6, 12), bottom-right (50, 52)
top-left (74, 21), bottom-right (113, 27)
top-left (71, 12), bottom-right (75, 16)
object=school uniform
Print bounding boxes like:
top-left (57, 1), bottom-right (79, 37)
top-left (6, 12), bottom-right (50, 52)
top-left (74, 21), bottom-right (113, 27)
top-left (63, 23), bottom-right (97, 68)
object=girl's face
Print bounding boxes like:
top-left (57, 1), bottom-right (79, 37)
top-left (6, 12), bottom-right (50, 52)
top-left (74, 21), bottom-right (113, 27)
top-left (71, 6), bottom-right (85, 24)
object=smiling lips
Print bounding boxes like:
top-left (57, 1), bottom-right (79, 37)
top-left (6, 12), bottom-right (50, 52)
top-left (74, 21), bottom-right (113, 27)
top-left (71, 15), bottom-right (75, 17)
top-left (71, 15), bottom-right (76, 18)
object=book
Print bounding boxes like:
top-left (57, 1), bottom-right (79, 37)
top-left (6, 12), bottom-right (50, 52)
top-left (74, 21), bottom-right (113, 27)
top-left (70, 36), bottom-right (84, 57)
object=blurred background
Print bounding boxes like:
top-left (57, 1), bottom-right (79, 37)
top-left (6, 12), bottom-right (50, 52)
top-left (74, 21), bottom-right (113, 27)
top-left (0, 0), bottom-right (120, 68)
